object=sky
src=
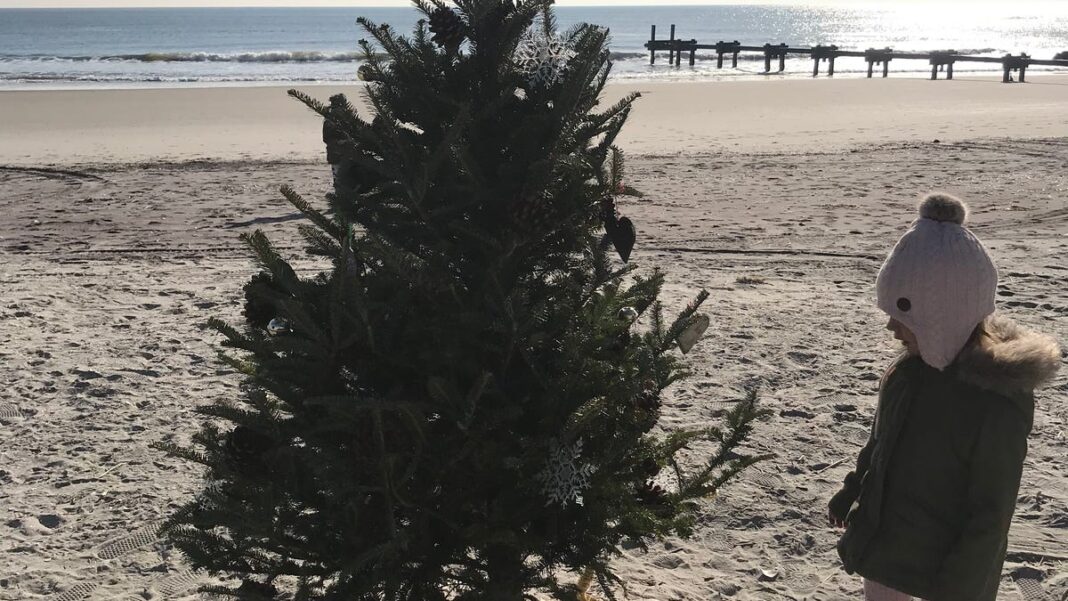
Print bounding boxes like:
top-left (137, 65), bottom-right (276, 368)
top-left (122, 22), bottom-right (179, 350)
top-left (8, 0), bottom-right (740, 6)
top-left (0, 0), bottom-right (1023, 7)
top-left (0, 0), bottom-right (888, 7)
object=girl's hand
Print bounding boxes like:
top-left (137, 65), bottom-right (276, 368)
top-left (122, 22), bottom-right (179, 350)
top-left (828, 508), bottom-right (846, 528)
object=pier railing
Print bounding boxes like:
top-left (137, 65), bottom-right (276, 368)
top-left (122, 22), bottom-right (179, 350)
top-left (645, 25), bottom-right (1068, 82)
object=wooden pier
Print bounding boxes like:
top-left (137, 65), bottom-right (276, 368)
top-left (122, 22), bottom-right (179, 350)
top-left (645, 26), bottom-right (1068, 82)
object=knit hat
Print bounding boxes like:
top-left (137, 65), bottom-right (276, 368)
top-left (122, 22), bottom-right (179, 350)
top-left (875, 193), bottom-right (998, 370)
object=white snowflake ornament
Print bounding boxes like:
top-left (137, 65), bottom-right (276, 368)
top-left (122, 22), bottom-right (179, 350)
top-left (515, 30), bottom-right (576, 88)
top-left (537, 438), bottom-right (596, 507)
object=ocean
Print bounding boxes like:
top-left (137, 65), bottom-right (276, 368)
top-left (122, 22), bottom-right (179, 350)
top-left (1, 3), bottom-right (1067, 89)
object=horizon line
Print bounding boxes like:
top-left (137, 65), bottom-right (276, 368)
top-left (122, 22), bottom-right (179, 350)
top-left (3, 0), bottom-right (1056, 10)
top-left (4, 0), bottom-right (1033, 9)
top-left (1, 1), bottom-right (801, 7)
top-left (3, 3), bottom-right (800, 7)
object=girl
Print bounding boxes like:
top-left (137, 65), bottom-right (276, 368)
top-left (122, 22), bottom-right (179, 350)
top-left (828, 193), bottom-right (1061, 601)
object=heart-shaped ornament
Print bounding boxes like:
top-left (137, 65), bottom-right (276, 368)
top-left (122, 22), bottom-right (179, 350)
top-left (605, 215), bottom-right (636, 263)
top-left (676, 314), bottom-right (710, 354)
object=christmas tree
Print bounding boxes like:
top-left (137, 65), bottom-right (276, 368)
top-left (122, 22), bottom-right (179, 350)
top-left (157, 1), bottom-right (769, 599)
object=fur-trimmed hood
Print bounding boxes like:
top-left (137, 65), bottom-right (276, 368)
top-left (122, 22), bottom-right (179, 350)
top-left (954, 314), bottom-right (1062, 398)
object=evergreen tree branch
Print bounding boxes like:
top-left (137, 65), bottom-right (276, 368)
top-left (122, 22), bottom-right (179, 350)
top-left (281, 185), bottom-right (344, 241)
top-left (297, 224), bottom-right (342, 258)
top-left (241, 231), bottom-right (302, 296)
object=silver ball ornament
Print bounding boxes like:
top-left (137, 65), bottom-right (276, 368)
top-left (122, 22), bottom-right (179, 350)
top-left (357, 64), bottom-right (378, 82)
top-left (618, 307), bottom-right (639, 322)
top-left (267, 317), bottom-right (290, 336)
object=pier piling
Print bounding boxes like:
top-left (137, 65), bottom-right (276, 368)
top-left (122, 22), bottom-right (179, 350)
top-left (649, 25), bottom-right (656, 65)
top-left (669, 25), bottom-right (676, 66)
top-left (1002, 53), bottom-right (1031, 83)
top-left (811, 44), bottom-right (838, 77)
top-left (761, 43), bottom-right (788, 73)
top-left (715, 41), bottom-right (742, 70)
top-left (929, 51), bottom-right (957, 80)
top-left (864, 48), bottom-right (893, 78)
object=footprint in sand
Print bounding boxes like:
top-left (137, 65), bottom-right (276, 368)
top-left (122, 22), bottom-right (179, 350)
top-left (0, 404), bottom-right (35, 422)
top-left (838, 424), bottom-right (871, 446)
top-left (96, 521), bottom-right (165, 560)
top-left (48, 583), bottom-right (97, 601)
top-left (748, 471), bottom-right (787, 492)
top-left (786, 350), bottom-right (819, 366)
top-left (37, 520), bottom-right (209, 600)
top-left (114, 568), bottom-right (208, 601)
top-left (1012, 566), bottom-right (1057, 601)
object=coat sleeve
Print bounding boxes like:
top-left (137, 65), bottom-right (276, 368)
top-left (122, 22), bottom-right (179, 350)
top-left (930, 400), bottom-right (1030, 601)
top-left (829, 356), bottom-right (910, 521)
top-left (828, 427), bottom-right (876, 521)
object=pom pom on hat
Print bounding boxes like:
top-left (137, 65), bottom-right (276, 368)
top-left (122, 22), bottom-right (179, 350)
top-left (918, 193), bottom-right (968, 225)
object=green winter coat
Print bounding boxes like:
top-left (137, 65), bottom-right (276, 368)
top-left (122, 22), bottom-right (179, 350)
top-left (830, 316), bottom-right (1061, 601)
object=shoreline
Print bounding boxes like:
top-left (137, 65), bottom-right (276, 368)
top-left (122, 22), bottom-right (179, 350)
top-left (4, 75), bottom-right (1068, 165)
top-left (3, 67), bottom-right (1067, 93)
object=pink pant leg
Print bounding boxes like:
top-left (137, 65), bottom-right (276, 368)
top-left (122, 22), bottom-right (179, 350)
top-left (863, 579), bottom-right (922, 601)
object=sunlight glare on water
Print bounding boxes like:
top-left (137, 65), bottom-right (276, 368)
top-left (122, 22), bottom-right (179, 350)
top-left (0, 2), bottom-right (1066, 88)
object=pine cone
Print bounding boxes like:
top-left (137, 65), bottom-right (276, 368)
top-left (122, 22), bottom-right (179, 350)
top-left (635, 390), bottom-right (660, 413)
top-left (243, 272), bottom-right (277, 330)
top-left (484, 0), bottom-right (516, 26)
top-left (640, 457), bottom-right (660, 477)
top-left (237, 580), bottom-right (279, 600)
top-left (429, 7), bottom-right (466, 48)
top-left (513, 194), bottom-right (557, 233)
top-left (513, 195), bottom-right (539, 224)
top-left (637, 481), bottom-right (669, 505)
top-left (609, 330), bottom-right (631, 354)
top-left (225, 426), bottom-right (274, 465)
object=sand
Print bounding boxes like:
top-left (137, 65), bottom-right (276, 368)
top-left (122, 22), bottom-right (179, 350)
top-left (3, 75), bottom-right (1068, 163)
top-left (1, 76), bottom-right (1066, 601)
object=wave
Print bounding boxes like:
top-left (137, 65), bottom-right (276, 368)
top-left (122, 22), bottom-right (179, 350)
top-left (0, 73), bottom-right (341, 83)
top-left (618, 47), bottom-right (1004, 60)
top-left (5, 49), bottom-right (693, 64)
top-left (0, 47), bottom-right (1022, 66)
top-left (952, 48), bottom-right (999, 55)
top-left (0, 50), bottom-right (363, 64)
top-left (609, 51), bottom-right (647, 61)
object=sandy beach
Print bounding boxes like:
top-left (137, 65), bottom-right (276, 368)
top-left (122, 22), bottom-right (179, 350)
top-left (3, 75), bottom-right (1068, 163)
top-left (1, 76), bottom-right (1066, 601)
